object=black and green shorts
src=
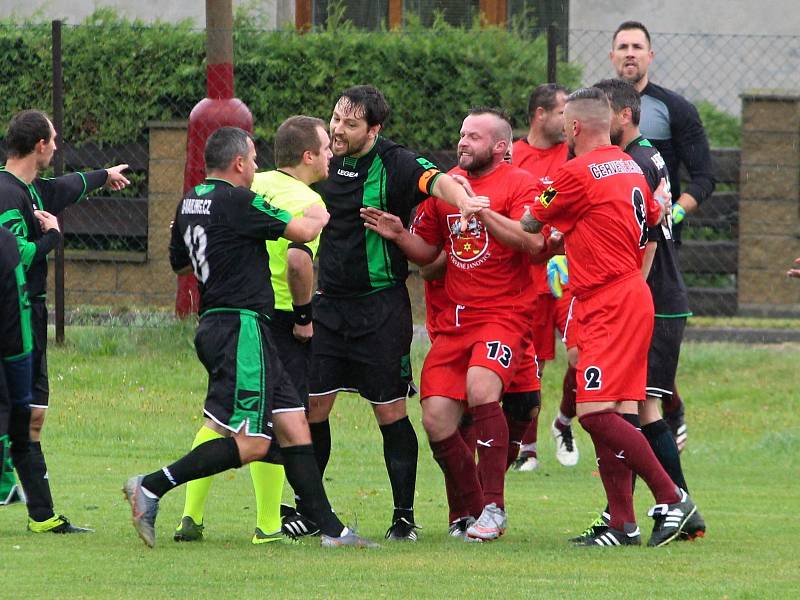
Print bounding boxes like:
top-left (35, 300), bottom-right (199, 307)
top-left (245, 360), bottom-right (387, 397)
top-left (195, 310), bottom-right (304, 439)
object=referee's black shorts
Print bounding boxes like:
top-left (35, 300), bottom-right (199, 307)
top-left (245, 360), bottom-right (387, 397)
top-left (309, 285), bottom-right (413, 405)
top-left (646, 316), bottom-right (686, 398)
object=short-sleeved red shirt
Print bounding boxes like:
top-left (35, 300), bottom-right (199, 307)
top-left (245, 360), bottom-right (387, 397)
top-left (413, 162), bottom-right (537, 311)
top-left (512, 140), bottom-right (570, 296)
top-left (512, 140), bottom-right (569, 190)
top-left (531, 145), bottom-right (661, 299)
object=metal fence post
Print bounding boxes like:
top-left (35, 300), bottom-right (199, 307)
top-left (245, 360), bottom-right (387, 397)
top-left (52, 19), bottom-right (65, 343)
top-left (547, 23), bottom-right (558, 83)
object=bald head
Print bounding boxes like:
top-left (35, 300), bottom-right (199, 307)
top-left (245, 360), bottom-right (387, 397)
top-left (565, 88), bottom-right (611, 132)
top-left (563, 87), bottom-right (612, 156)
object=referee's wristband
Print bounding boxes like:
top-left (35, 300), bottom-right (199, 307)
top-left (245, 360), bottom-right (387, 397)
top-left (292, 302), bottom-right (313, 326)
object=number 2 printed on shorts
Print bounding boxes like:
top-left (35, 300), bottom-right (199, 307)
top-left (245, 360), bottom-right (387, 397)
top-left (584, 365), bottom-right (603, 390)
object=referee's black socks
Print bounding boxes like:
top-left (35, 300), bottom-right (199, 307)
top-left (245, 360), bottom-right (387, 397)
top-left (141, 437), bottom-right (241, 498)
top-left (380, 416), bottom-right (418, 524)
top-left (309, 419), bottom-right (331, 475)
top-left (282, 444), bottom-right (345, 537)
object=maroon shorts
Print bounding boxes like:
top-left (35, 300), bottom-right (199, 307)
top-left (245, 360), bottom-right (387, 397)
top-left (574, 273), bottom-right (654, 403)
top-left (531, 287), bottom-right (573, 361)
top-left (421, 305), bottom-right (529, 402)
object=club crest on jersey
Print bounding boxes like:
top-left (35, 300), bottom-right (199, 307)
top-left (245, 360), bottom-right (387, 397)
top-left (539, 186), bottom-right (557, 207)
top-left (447, 214), bottom-right (489, 263)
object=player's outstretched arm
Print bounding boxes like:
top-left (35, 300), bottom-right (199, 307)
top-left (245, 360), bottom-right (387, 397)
top-left (787, 258), bottom-right (800, 279)
top-left (360, 207), bottom-right (440, 265)
top-left (283, 204), bottom-right (330, 243)
top-left (520, 205), bottom-right (544, 234)
top-left (104, 164), bottom-right (131, 192)
top-left (478, 207), bottom-right (545, 256)
top-left (430, 174), bottom-right (490, 225)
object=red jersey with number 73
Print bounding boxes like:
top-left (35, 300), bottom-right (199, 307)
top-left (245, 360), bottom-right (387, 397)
top-left (531, 145), bottom-right (661, 300)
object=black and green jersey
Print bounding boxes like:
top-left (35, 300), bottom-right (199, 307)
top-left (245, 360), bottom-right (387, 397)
top-left (0, 227), bottom-right (32, 360)
top-left (625, 136), bottom-right (690, 317)
top-left (317, 137), bottom-right (441, 297)
top-left (169, 178), bottom-right (292, 317)
top-left (0, 167), bottom-right (108, 298)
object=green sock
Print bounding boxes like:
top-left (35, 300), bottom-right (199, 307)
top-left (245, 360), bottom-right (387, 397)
top-left (0, 435), bottom-right (16, 503)
top-left (249, 461), bottom-right (285, 534)
top-left (179, 426), bottom-right (224, 525)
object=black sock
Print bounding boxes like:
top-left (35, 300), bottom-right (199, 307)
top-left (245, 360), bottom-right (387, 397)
top-left (379, 416), bottom-right (418, 523)
top-left (309, 419), bottom-right (331, 475)
top-left (282, 444), bottom-right (344, 537)
top-left (141, 437), bottom-right (241, 498)
top-left (14, 440), bottom-right (55, 522)
top-left (642, 419), bottom-right (688, 493)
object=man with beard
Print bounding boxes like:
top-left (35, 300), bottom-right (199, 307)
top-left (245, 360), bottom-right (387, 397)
top-left (362, 108), bottom-right (544, 542)
top-left (522, 88), bottom-right (698, 547)
top-left (0, 109), bottom-right (129, 532)
top-left (610, 21), bottom-right (716, 449)
top-left (510, 83), bottom-right (580, 471)
top-left (302, 85), bottom-right (486, 542)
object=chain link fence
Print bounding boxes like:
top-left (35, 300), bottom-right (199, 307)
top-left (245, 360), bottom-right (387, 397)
top-left (0, 16), bottom-right (798, 328)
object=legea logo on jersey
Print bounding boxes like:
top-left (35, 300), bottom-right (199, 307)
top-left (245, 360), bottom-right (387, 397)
top-left (447, 214), bottom-right (489, 264)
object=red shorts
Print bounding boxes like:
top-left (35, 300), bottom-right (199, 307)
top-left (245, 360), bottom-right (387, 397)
top-left (507, 327), bottom-right (540, 393)
top-left (562, 296), bottom-right (578, 350)
top-left (421, 305), bottom-right (530, 402)
top-left (574, 273), bottom-right (654, 403)
top-left (531, 288), bottom-right (573, 361)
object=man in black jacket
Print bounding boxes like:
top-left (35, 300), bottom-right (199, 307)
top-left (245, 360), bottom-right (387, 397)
top-left (610, 21), bottom-right (716, 450)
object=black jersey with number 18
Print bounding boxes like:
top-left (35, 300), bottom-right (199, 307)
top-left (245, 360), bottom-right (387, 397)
top-left (169, 178), bottom-right (292, 317)
top-left (624, 136), bottom-right (690, 317)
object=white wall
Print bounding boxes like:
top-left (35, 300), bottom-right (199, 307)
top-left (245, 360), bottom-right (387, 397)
top-left (569, 0), bottom-right (800, 113)
top-left (0, 0), bottom-right (293, 27)
top-left (570, 0), bottom-right (798, 35)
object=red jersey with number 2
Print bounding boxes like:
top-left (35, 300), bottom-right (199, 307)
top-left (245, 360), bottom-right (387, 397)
top-left (531, 145), bottom-right (661, 299)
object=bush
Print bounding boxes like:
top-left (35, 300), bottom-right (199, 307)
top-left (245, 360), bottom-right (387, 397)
top-left (697, 100), bottom-right (741, 147)
top-left (0, 9), bottom-right (580, 154)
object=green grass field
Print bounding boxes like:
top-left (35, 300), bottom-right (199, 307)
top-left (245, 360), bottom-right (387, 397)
top-left (2, 322), bottom-right (799, 599)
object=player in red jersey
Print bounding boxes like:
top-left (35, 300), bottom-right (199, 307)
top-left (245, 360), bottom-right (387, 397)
top-left (521, 88), bottom-right (698, 548)
top-left (362, 108), bottom-right (544, 542)
top-left (511, 83), bottom-right (580, 471)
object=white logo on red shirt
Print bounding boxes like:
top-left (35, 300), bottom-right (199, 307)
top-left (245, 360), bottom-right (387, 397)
top-left (446, 214), bottom-right (489, 265)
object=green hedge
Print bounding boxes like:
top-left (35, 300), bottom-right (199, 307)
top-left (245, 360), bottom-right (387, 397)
top-left (0, 10), bottom-right (579, 154)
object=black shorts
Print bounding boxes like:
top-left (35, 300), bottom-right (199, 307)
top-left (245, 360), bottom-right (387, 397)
top-left (268, 310), bottom-right (311, 408)
top-left (195, 311), bottom-right (304, 439)
top-left (646, 317), bottom-right (686, 398)
top-left (30, 300), bottom-right (49, 409)
top-left (262, 310), bottom-right (312, 464)
top-left (309, 286), bottom-right (413, 404)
